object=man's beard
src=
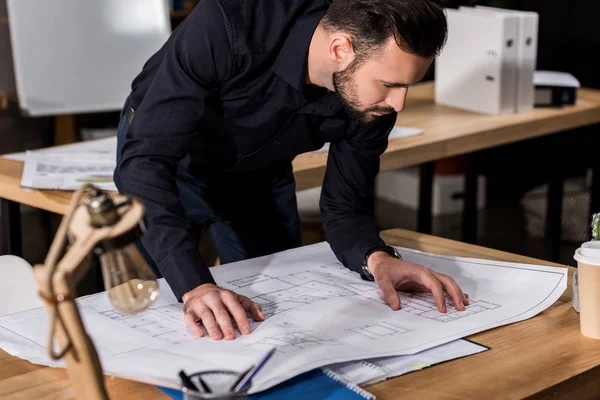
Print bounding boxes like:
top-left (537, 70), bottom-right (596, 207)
top-left (332, 60), bottom-right (395, 126)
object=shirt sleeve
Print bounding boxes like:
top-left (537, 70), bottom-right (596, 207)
top-left (116, 0), bottom-right (234, 300)
top-left (319, 114), bottom-right (397, 276)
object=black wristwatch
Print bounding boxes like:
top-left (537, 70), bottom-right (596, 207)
top-left (361, 245), bottom-right (402, 281)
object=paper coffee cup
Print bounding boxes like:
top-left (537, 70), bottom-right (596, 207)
top-left (574, 241), bottom-right (600, 339)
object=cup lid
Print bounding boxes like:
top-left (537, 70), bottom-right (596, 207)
top-left (574, 241), bottom-right (600, 265)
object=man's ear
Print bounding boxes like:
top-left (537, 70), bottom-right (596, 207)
top-left (328, 33), bottom-right (355, 71)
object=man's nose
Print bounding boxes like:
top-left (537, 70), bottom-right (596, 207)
top-left (386, 87), bottom-right (408, 112)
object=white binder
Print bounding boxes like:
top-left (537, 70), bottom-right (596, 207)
top-left (474, 6), bottom-right (539, 113)
top-left (434, 9), bottom-right (518, 115)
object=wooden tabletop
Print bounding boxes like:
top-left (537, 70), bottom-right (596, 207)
top-left (2, 228), bottom-right (594, 400)
top-left (2, 82), bottom-right (600, 214)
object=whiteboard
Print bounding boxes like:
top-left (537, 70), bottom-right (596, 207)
top-left (7, 0), bottom-right (171, 116)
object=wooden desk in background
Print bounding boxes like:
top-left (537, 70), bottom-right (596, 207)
top-left (2, 82), bottom-right (600, 259)
top-left (2, 228), bottom-right (599, 400)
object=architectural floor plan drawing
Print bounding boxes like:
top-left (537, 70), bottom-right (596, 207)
top-left (100, 305), bottom-right (196, 345)
top-left (348, 321), bottom-right (413, 339)
top-left (249, 322), bottom-right (345, 354)
top-left (231, 263), bottom-right (501, 322)
top-left (399, 293), bottom-right (501, 323)
top-left (242, 266), bottom-right (360, 318)
top-left (0, 242), bottom-right (568, 394)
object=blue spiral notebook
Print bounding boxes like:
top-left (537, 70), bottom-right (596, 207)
top-left (159, 368), bottom-right (374, 400)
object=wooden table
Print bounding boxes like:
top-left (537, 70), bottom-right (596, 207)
top-left (2, 82), bottom-right (600, 257)
top-left (2, 228), bottom-right (598, 400)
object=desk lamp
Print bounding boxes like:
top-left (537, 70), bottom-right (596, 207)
top-left (34, 184), bottom-right (159, 400)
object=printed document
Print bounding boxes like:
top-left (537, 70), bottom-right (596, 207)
top-left (5, 136), bottom-right (118, 191)
top-left (3, 136), bottom-right (117, 162)
top-left (20, 151), bottom-right (117, 191)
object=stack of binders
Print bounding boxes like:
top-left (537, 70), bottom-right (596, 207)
top-left (435, 6), bottom-right (539, 115)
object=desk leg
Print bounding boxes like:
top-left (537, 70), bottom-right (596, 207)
top-left (462, 154), bottom-right (478, 244)
top-left (1, 199), bottom-right (22, 257)
top-left (417, 162), bottom-right (434, 234)
top-left (544, 175), bottom-right (564, 262)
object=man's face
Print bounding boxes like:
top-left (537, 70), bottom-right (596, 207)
top-left (333, 37), bottom-right (433, 125)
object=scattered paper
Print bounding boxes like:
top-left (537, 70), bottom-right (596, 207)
top-left (20, 151), bottom-right (116, 191)
top-left (316, 126), bottom-right (423, 152)
top-left (4, 136), bottom-right (118, 191)
top-left (0, 242), bottom-right (566, 394)
top-left (3, 136), bottom-right (117, 162)
top-left (534, 71), bottom-right (581, 88)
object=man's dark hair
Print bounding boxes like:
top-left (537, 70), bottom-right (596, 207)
top-left (322, 0), bottom-right (447, 61)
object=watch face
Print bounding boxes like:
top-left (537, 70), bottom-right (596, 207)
top-left (388, 246), bottom-right (401, 259)
top-left (362, 264), bottom-right (374, 281)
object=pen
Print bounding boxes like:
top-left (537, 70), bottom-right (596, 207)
top-left (228, 365), bottom-right (253, 393)
top-left (179, 370), bottom-right (199, 392)
top-left (232, 347), bottom-right (277, 393)
top-left (197, 376), bottom-right (212, 393)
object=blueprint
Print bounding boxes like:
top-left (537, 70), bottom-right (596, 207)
top-left (0, 242), bottom-right (567, 393)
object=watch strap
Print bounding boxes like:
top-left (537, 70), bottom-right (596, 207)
top-left (361, 245), bottom-right (401, 281)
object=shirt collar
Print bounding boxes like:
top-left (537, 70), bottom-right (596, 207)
top-left (271, 8), bottom-right (327, 92)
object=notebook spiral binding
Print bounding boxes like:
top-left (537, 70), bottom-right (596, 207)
top-left (358, 360), bottom-right (385, 372)
top-left (320, 368), bottom-right (376, 400)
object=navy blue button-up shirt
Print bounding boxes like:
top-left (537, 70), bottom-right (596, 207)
top-left (118, 0), bottom-right (396, 299)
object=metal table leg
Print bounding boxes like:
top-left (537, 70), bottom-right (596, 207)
top-left (417, 162), bottom-right (434, 234)
top-left (462, 153), bottom-right (478, 244)
top-left (1, 199), bottom-right (22, 257)
top-left (544, 175), bottom-right (564, 262)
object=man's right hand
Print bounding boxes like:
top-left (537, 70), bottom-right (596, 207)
top-left (182, 284), bottom-right (264, 340)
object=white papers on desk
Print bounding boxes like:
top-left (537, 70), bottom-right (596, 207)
top-left (20, 151), bottom-right (117, 191)
top-left (533, 71), bottom-right (581, 88)
top-left (3, 136), bottom-right (117, 162)
top-left (0, 242), bottom-right (566, 394)
top-left (6, 137), bottom-right (118, 191)
top-left (316, 126), bottom-right (423, 152)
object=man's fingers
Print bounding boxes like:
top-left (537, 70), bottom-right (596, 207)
top-left (377, 277), bottom-right (401, 311)
top-left (209, 303), bottom-right (236, 340)
top-left (184, 310), bottom-right (205, 338)
top-left (198, 308), bottom-right (223, 340)
top-left (221, 292), bottom-right (252, 335)
top-left (424, 275), bottom-right (446, 312)
top-left (239, 295), bottom-right (265, 321)
top-left (437, 274), bottom-right (465, 311)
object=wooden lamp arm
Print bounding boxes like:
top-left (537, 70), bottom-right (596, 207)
top-left (33, 184), bottom-right (146, 400)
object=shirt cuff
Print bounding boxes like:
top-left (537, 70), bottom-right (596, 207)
top-left (341, 235), bottom-right (386, 276)
top-left (158, 247), bottom-right (216, 301)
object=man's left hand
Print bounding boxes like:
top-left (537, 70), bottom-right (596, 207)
top-left (368, 251), bottom-right (470, 312)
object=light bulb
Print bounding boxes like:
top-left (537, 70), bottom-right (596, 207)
top-left (99, 243), bottom-right (159, 314)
